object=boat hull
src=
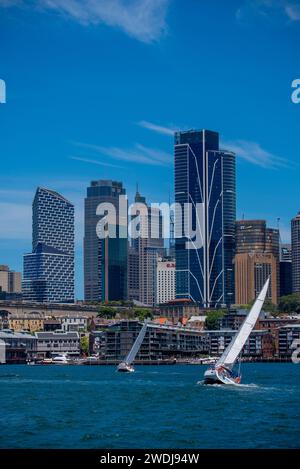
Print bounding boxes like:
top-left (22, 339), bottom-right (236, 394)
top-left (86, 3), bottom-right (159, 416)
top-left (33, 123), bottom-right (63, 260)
top-left (204, 367), bottom-right (241, 385)
top-left (117, 362), bottom-right (134, 373)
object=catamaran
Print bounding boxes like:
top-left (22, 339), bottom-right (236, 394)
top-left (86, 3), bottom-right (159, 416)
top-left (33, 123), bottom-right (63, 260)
top-left (117, 321), bottom-right (148, 372)
top-left (203, 277), bottom-right (270, 385)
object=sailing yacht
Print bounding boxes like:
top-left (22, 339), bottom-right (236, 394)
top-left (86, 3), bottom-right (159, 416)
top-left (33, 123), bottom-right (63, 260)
top-left (117, 322), bottom-right (148, 373)
top-left (203, 277), bottom-right (270, 385)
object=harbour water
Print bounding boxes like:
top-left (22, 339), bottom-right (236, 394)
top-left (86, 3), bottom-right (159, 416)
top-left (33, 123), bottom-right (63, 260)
top-left (0, 363), bottom-right (299, 449)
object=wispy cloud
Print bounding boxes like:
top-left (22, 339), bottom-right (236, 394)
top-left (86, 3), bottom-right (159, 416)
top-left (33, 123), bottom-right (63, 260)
top-left (223, 139), bottom-right (291, 169)
top-left (69, 155), bottom-right (123, 168)
top-left (0, 0), bottom-right (171, 43)
top-left (138, 120), bottom-right (177, 136)
top-left (237, 0), bottom-right (300, 23)
top-left (73, 141), bottom-right (172, 166)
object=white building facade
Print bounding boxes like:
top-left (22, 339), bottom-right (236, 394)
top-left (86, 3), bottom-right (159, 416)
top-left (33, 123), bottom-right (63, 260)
top-left (156, 259), bottom-right (176, 305)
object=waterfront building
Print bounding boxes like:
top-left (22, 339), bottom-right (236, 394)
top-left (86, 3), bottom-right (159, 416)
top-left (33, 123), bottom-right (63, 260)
top-left (292, 213), bottom-right (300, 293)
top-left (90, 320), bottom-right (206, 361)
top-left (84, 180), bottom-right (127, 302)
top-left (22, 188), bottom-right (74, 303)
top-left (174, 129), bottom-right (236, 308)
top-left (277, 324), bottom-right (300, 358)
top-left (156, 258), bottom-right (175, 305)
top-left (0, 330), bottom-right (37, 364)
top-left (234, 220), bottom-right (279, 304)
top-left (0, 265), bottom-right (21, 294)
top-left (35, 331), bottom-right (80, 357)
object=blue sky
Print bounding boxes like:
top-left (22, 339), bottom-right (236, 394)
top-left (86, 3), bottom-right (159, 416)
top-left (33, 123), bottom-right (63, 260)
top-left (0, 0), bottom-right (300, 299)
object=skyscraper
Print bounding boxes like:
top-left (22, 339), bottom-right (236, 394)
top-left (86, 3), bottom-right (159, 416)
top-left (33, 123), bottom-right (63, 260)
top-left (84, 180), bottom-right (127, 302)
top-left (174, 129), bottom-right (236, 308)
top-left (234, 220), bottom-right (279, 304)
top-left (280, 244), bottom-right (292, 297)
top-left (22, 188), bottom-right (74, 303)
top-left (292, 213), bottom-right (300, 293)
top-left (130, 189), bottom-right (164, 306)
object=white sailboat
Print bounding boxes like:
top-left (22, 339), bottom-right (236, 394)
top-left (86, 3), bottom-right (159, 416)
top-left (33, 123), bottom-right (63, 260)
top-left (204, 277), bottom-right (270, 385)
top-left (117, 322), bottom-right (148, 372)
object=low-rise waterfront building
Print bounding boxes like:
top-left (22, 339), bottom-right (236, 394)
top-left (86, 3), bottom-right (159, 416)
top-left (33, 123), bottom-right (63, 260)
top-left (35, 331), bottom-right (80, 357)
top-left (0, 330), bottom-right (37, 364)
top-left (277, 324), bottom-right (300, 359)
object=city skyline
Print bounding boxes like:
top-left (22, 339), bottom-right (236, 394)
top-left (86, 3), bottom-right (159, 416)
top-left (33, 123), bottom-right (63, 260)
top-left (1, 0), bottom-right (300, 298)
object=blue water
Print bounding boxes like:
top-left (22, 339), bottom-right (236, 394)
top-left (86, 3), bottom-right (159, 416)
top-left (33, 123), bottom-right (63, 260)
top-left (0, 363), bottom-right (299, 449)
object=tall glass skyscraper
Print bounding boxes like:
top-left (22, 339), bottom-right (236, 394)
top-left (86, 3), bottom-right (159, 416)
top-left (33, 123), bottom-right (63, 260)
top-left (292, 213), bottom-right (300, 293)
top-left (22, 188), bottom-right (75, 303)
top-left (174, 129), bottom-right (236, 307)
top-left (84, 180), bottom-right (127, 302)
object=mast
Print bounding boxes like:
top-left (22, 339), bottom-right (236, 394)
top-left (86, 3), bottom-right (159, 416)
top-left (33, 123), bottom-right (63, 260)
top-left (216, 277), bottom-right (270, 369)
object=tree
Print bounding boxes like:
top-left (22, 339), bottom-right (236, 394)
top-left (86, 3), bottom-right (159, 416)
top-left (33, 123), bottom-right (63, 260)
top-left (133, 308), bottom-right (153, 321)
top-left (80, 335), bottom-right (89, 355)
top-left (278, 294), bottom-right (300, 314)
top-left (204, 310), bottom-right (226, 330)
top-left (97, 306), bottom-right (117, 319)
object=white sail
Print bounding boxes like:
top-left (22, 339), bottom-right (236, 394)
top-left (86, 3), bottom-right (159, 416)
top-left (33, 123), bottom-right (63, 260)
top-left (216, 278), bottom-right (270, 369)
top-left (124, 322), bottom-right (148, 365)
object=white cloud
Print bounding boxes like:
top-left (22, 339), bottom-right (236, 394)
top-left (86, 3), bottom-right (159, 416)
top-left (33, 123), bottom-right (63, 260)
top-left (285, 3), bottom-right (300, 20)
top-left (138, 120), bottom-right (177, 136)
top-left (0, 0), bottom-right (171, 43)
top-left (69, 155), bottom-right (124, 168)
top-left (223, 139), bottom-right (290, 169)
top-left (74, 141), bottom-right (172, 166)
top-left (237, 0), bottom-right (300, 23)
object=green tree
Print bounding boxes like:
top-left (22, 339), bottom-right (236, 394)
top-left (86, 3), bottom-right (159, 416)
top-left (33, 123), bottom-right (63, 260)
top-left (133, 308), bottom-right (153, 321)
top-left (278, 294), bottom-right (300, 314)
top-left (97, 306), bottom-right (117, 319)
top-left (80, 335), bottom-right (89, 355)
top-left (204, 310), bottom-right (226, 330)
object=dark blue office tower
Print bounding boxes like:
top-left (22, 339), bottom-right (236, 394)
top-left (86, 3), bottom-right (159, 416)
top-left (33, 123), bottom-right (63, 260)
top-left (174, 129), bottom-right (236, 307)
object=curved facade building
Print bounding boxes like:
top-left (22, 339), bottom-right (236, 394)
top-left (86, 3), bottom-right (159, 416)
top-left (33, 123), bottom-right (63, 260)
top-left (174, 129), bottom-right (236, 308)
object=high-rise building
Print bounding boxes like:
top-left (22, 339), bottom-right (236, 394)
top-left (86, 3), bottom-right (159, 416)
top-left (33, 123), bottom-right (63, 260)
top-left (127, 246), bottom-right (139, 302)
top-left (174, 129), bottom-right (236, 307)
top-left (156, 258), bottom-right (176, 305)
top-left (131, 190), bottom-right (164, 306)
top-left (234, 220), bottom-right (279, 304)
top-left (22, 188), bottom-right (74, 303)
top-left (280, 244), bottom-right (292, 297)
top-left (234, 252), bottom-right (277, 304)
top-left (84, 180), bottom-right (127, 302)
top-left (0, 265), bottom-right (21, 294)
top-left (292, 213), bottom-right (300, 293)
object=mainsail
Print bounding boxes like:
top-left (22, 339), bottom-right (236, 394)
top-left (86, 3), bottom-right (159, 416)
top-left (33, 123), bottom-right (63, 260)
top-left (216, 278), bottom-right (270, 369)
top-left (124, 322), bottom-right (148, 365)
